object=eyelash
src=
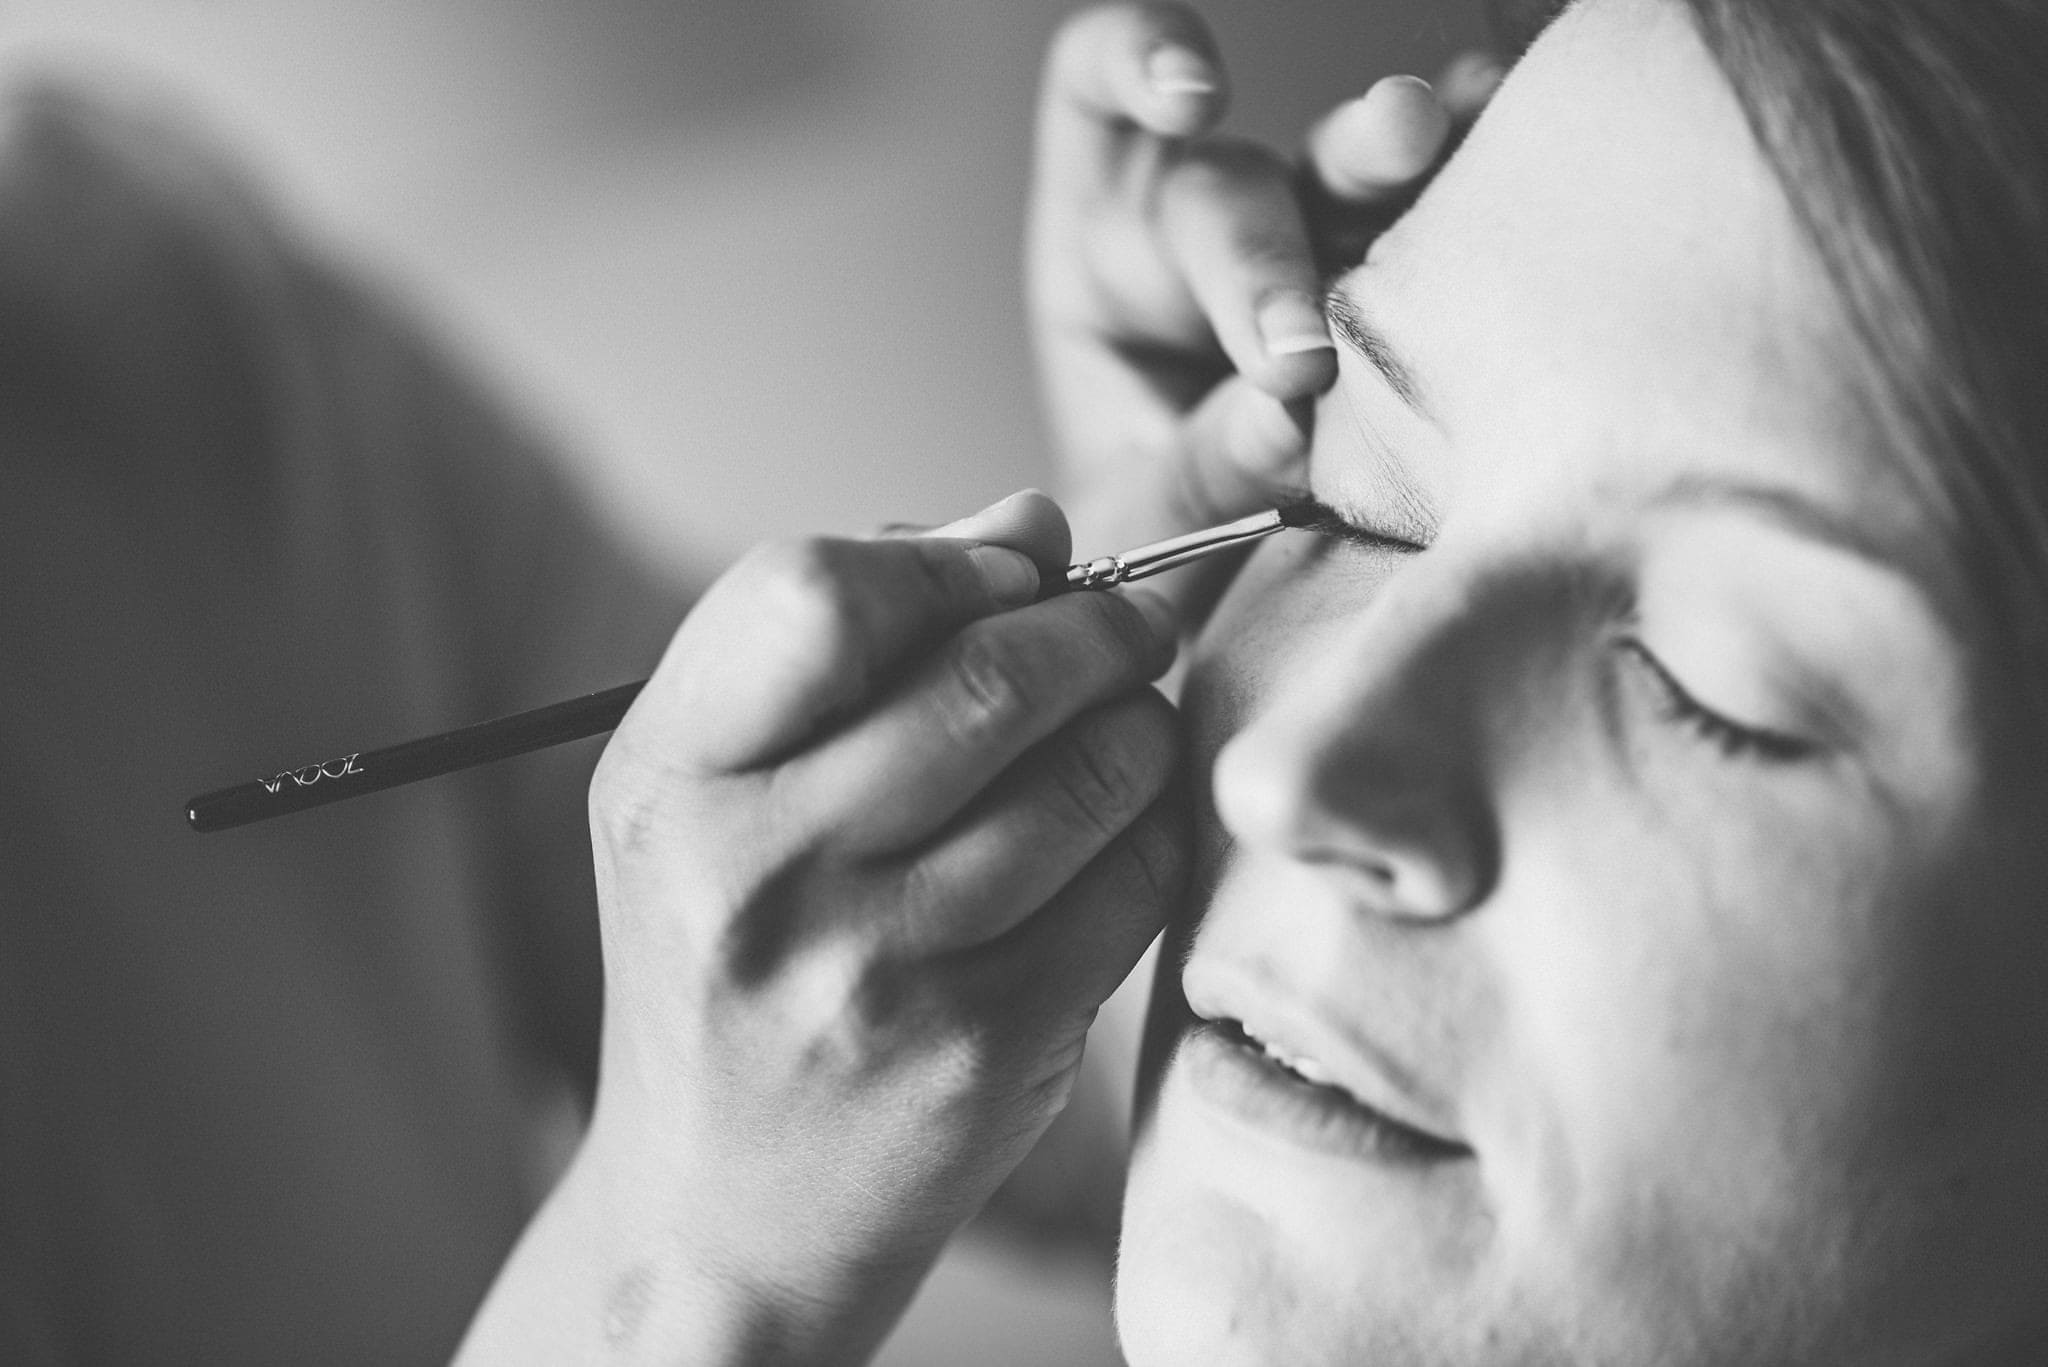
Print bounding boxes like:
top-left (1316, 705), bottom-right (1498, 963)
top-left (1616, 638), bottom-right (1813, 763)
top-left (1286, 496), bottom-right (1430, 555)
top-left (1294, 498), bottom-right (1813, 766)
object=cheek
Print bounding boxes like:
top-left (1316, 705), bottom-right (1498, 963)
top-left (1188, 538), bottom-right (1327, 705)
top-left (1133, 542), bottom-right (1330, 1119)
top-left (1114, 1158), bottom-right (1295, 1367)
top-left (1153, 535), bottom-right (2048, 1350)
top-left (1185, 534), bottom-right (1401, 757)
top-left (1478, 719), bottom-right (2004, 1334)
top-left (1119, 1057), bottom-right (1521, 1366)
top-left (1172, 535), bottom-right (1414, 968)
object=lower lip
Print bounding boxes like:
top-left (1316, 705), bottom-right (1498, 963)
top-left (1178, 1021), bottom-right (1474, 1168)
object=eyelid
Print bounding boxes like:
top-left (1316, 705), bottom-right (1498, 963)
top-left (1285, 494), bottom-right (1430, 554)
top-left (1616, 634), bottom-right (1818, 763)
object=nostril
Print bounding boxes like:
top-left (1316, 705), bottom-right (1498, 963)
top-left (1213, 719), bottom-right (1491, 920)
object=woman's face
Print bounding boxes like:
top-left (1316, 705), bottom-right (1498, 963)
top-left (1118, 1), bottom-right (2048, 1362)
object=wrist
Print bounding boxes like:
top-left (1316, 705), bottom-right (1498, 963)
top-left (457, 1110), bottom-right (931, 1367)
top-left (589, 1100), bottom-right (945, 1366)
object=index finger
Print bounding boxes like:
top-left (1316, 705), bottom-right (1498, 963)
top-left (624, 498), bottom-right (1069, 774)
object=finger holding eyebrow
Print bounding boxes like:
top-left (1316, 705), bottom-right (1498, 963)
top-left (1158, 137), bottom-right (1339, 400)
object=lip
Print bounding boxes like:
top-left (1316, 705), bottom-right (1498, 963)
top-left (1181, 961), bottom-right (1471, 1160)
top-left (1179, 1021), bottom-right (1473, 1165)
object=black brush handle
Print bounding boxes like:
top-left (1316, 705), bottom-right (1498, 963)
top-left (185, 681), bottom-right (646, 833)
top-left (185, 507), bottom-right (1319, 835)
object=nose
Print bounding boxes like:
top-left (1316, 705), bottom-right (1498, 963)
top-left (1211, 577), bottom-right (1497, 920)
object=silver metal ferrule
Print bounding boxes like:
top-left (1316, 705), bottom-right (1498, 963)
top-left (1062, 508), bottom-right (1287, 591)
top-left (1065, 554), bottom-right (1130, 590)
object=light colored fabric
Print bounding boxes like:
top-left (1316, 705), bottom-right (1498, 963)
top-left (0, 80), bottom-right (686, 1365)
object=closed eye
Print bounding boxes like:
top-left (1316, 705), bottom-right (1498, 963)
top-left (1282, 495), bottom-right (1430, 555)
top-left (1617, 637), bottom-right (1815, 763)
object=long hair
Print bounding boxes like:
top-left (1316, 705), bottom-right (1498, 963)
top-left (1491, 0), bottom-right (2048, 748)
top-left (1694, 0), bottom-right (2048, 748)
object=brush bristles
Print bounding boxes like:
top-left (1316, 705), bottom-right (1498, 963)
top-left (1276, 494), bottom-right (1342, 531)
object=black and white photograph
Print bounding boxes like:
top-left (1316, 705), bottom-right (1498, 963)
top-left (4, 0), bottom-right (2046, 1362)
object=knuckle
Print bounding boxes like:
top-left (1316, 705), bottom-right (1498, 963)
top-left (709, 842), bottom-right (846, 990)
top-left (764, 942), bottom-right (872, 1062)
top-left (753, 536), bottom-right (853, 622)
top-left (904, 538), bottom-right (981, 617)
top-left (1122, 795), bottom-right (1191, 911)
top-left (1052, 750), bottom-right (1129, 847)
top-left (589, 742), bottom-right (668, 859)
top-left (849, 960), bottom-right (982, 1082)
top-left (1050, 707), bottom-right (1171, 844)
top-left (892, 852), bottom-right (950, 939)
top-left (1075, 589), bottom-right (1163, 673)
top-left (747, 536), bottom-right (872, 665)
top-left (907, 1020), bottom-right (1005, 1114)
top-left (939, 627), bottom-right (1040, 744)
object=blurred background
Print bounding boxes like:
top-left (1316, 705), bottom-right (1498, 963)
top-left (0, 0), bottom-right (1480, 1360)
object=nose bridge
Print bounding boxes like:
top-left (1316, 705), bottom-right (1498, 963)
top-left (1213, 555), bottom-right (1500, 918)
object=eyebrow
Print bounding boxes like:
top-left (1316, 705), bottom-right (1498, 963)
top-left (1651, 474), bottom-right (1954, 606)
top-left (1653, 476), bottom-right (1888, 562)
top-left (1325, 288), bottom-right (1431, 418)
top-left (1319, 286), bottom-right (1445, 542)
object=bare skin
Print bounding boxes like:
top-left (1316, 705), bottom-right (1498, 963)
top-left (454, 7), bottom-right (1473, 1360)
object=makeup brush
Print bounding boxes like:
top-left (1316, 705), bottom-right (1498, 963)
top-left (184, 504), bottom-right (1317, 833)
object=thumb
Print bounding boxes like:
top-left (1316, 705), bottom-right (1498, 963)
top-left (910, 488), bottom-right (1075, 586)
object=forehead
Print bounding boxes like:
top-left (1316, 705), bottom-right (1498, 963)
top-left (1348, 0), bottom-right (1923, 546)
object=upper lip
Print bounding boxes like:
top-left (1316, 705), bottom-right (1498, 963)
top-left (1182, 955), bottom-right (1468, 1149)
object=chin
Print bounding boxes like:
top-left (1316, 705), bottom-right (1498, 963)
top-left (1114, 1171), bottom-right (1474, 1367)
top-left (1114, 1155), bottom-right (1293, 1367)
top-left (1115, 1044), bottom-right (1492, 1367)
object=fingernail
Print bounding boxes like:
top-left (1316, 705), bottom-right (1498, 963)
top-left (982, 488), bottom-right (1037, 515)
top-left (1257, 289), bottom-right (1334, 357)
top-left (1376, 72), bottom-right (1437, 100)
top-left (1147, 45), bottom-right (1217, 98)
top-left (968, 544), bottom-right (1040, 608)
top-left (1126, 588), bottom-right (1180, 650)
top-left (924, 488), bottom-right (1035, 539)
